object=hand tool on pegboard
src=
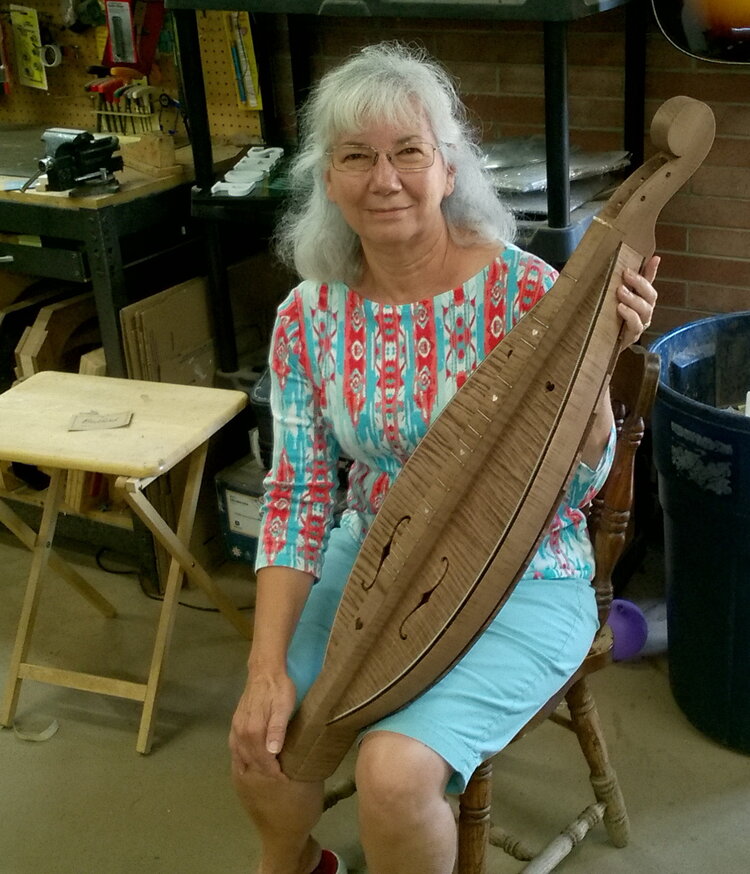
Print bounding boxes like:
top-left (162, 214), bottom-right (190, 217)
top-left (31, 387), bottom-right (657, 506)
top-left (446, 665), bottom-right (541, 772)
top-left (158, 92), bottom-right (188, 137)
top-left (84, 75), bottom-right (125, 131)
top-left (101, 0), bottom-right (165, 77)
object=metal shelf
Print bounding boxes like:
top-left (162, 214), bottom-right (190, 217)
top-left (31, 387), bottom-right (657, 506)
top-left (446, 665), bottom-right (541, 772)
top-left (167, 0), bottom-right (644, 370)
top-left (165, 0), bottom-right (630, 21)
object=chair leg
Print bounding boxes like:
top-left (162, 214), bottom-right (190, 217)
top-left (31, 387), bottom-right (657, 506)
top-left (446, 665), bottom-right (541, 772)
top-left (518, 803), bottom-right (605, 874)
top-left (457, 758), bottom-right (493, 874)
top-left (565, 677), bottom-right (629, 847)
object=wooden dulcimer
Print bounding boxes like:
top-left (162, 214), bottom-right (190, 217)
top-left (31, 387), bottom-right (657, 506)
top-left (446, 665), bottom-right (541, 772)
top-left (280, 96), bottom-right (715, 781)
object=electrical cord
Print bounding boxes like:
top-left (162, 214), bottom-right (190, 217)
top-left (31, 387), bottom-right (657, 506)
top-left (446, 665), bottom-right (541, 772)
top-left (95, 547), bottom-right (254, 613)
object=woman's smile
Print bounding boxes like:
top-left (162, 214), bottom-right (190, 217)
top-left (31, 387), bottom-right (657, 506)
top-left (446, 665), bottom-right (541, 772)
top-left (367, 205), bottom-right (411, 216)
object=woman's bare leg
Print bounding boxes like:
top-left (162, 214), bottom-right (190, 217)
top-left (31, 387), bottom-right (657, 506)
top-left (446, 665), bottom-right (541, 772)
top-left (232, 768), bottom-right (325, 874)
top-left (356, 731), bottom-right (457, 874)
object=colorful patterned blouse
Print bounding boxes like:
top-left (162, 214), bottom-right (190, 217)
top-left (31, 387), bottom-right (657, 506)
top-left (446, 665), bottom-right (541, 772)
top-left (256, 243), bottom-right (615, 582)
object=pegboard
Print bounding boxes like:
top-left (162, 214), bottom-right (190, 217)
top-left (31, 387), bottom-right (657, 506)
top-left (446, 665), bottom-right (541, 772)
top-left (0, 3), bottom-right (261, 144)
top-left (195, 10), bottom-right (262, 142)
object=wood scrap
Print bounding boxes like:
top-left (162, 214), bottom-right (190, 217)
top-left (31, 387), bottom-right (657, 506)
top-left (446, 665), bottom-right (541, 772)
top-left (0, 271), bottom-right (38, 310)
top-left (0, 285), bottom-right (78, 391)
top-left (78, 346), bottom-right (107, 376)
top-left (120, 133), bottom-right (184, 179)
top-left (14, 292), bottom-right (99, 379)
top-left (64, 347), bottom-right (116, 515)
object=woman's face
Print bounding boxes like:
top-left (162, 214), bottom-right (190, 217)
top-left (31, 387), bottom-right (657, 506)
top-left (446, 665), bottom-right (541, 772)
top-left (324, 114), bottom-right (455, 253)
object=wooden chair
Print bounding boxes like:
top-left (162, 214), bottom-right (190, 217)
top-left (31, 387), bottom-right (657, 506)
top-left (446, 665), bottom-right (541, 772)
top-left (456, 342), bottom-right (660, 873)
top-left (322, 343), bottom-right (660, 873)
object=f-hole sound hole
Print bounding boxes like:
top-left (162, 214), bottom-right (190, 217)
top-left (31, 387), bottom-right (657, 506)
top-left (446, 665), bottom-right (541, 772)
top-left (398, 557), bottom-right (449, 640)
top-left (362, 515), bottom-right (411, 591)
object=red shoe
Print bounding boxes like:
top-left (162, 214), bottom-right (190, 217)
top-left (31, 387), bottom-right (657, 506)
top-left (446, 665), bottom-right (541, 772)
top-left (311, 849), bottom-right (347, 874)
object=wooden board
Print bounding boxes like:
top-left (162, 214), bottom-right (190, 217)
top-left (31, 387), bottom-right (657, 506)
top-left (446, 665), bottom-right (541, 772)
top-left (120, 133), bottom-right (184, 178)
top-left (279, 96), bottom-right (717, 781)
top-left (0, 271), bottom-right (38, 310)
top-left (64, 348), bottom-right (122, 516)
top-left (14, 292), bottom-right (99, 378)
top-left (0, 145), bottom-right (242, 211)
top-left (0, 285), bottom-right (78, 392)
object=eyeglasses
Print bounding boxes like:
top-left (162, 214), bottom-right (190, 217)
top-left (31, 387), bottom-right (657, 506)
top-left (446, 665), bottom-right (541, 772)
top-left (328, 141), bottom-right (437, 173)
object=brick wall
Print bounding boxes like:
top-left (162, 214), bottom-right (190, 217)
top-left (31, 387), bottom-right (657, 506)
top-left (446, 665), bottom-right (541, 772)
top-left (277, 6), bottom-right (750, 339)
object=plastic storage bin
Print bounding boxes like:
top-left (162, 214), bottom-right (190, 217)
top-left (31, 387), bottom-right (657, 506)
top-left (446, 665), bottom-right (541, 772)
top-left (650, 312), bottom-right (750, 753)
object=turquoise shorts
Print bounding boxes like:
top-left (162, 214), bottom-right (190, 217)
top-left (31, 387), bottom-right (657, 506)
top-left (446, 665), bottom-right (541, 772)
top-left (287, 525), bottom-right (598, 794)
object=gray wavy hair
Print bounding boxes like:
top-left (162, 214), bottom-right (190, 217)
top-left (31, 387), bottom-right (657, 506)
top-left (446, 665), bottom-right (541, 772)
top-left (274, 42), bottom-right (516, 286)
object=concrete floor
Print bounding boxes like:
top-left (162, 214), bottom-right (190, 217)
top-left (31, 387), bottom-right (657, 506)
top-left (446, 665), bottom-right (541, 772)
top-left (1, 529), bottom-right (749, 874)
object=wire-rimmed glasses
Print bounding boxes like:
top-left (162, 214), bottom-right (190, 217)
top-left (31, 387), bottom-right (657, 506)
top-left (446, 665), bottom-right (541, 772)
top-left (328, 141), bottom-right (438, 173)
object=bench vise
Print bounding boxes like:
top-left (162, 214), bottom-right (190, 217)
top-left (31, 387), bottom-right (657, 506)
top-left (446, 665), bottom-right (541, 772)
top-left (30, 129), bottom-right (124, 195)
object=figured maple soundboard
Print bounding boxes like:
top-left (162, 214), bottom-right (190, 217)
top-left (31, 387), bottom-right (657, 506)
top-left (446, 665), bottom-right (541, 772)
top-left (280, 96), bottom-right (716, 781)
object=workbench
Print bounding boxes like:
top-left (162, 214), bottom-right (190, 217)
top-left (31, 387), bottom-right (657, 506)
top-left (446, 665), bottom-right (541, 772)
top-left (0, 137), bottom-right (246, 582)
top-left (0, 141), bottom-right (244, 379)
top-left (0, 169), bottom-right (197, 378)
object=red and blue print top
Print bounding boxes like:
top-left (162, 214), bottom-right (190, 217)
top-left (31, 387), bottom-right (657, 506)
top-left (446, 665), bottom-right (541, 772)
top-left (256, 244), bottom-right (614, 581)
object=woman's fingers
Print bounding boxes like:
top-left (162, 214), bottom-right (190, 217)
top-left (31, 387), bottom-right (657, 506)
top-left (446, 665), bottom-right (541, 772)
top-left (616, 255), bottom-right (660, 345)
top-left (266, 694), bottom-right (294, 756)
top-left (229, 673), bottom-right (296, 781)
top-left (641, 254), bottom-right (661, 286)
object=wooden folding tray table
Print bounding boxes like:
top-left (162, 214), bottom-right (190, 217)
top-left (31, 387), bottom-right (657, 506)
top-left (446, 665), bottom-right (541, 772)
top-left (0, 371), bottom-right (251, 753)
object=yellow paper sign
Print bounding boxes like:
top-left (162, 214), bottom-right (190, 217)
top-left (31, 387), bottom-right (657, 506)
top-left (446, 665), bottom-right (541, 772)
top-left (10, 4), bottom-right (47, 90)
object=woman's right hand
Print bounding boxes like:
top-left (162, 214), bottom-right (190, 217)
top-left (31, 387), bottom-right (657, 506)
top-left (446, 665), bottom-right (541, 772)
top-left (229, 668), bottom-right (297, 780)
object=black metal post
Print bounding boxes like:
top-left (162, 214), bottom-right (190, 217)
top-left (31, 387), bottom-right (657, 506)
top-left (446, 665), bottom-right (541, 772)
top-left (543, 21), bottom-right (571, 231)
top-left (173, 10), bottom-right (214, 193)
top-left (173, 9), bottom-right (238, 372)
top-left (624, 0), bottom-right (647, 168)
top-left (85, 209), bottom-right (127, 377)
top-left (205, 220), bottom-right (239, 373)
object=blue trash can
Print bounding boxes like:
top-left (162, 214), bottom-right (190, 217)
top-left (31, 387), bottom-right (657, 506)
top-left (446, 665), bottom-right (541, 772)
top-left (650, 312), bottom-right (750, 753)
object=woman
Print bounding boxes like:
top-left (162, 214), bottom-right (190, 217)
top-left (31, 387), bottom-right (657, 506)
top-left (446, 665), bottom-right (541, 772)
top-left (229, 42), bottom-right (657, 874)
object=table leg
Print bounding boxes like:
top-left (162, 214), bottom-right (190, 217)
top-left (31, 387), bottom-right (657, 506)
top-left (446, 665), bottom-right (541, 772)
top-left (119, 456), bottom-right (252, 642)
top-left (1, 469), bottom-right (65, 727)
top-left (117, 442), bottom-right (250, 753)
top-left (134, 445), bottom-right (203, 754)
top-left (135, 530), bottom-right (190, 753)
top-left (0, 499), bottom-right (116, 618)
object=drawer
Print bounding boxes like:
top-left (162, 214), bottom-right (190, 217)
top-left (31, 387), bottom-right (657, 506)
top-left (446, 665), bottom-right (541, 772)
top-left (0, 241), bottom-right (88, 282)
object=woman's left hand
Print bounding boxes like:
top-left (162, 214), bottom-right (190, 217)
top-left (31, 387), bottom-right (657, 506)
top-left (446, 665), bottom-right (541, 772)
top-left (616, 254), bottom-right (659, 348)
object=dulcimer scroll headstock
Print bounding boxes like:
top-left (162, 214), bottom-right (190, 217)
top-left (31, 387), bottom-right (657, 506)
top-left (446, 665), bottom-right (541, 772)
top-left (597, 95), bottom-right (715, 259)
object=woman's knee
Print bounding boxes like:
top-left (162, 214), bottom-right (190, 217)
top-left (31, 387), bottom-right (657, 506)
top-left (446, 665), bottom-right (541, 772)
top-left (355, 731), bottom-right (451, 818)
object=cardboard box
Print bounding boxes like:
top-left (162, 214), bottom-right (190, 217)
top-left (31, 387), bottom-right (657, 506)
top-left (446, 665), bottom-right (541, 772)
top-left (119, 276), bottom-right (216, 385)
